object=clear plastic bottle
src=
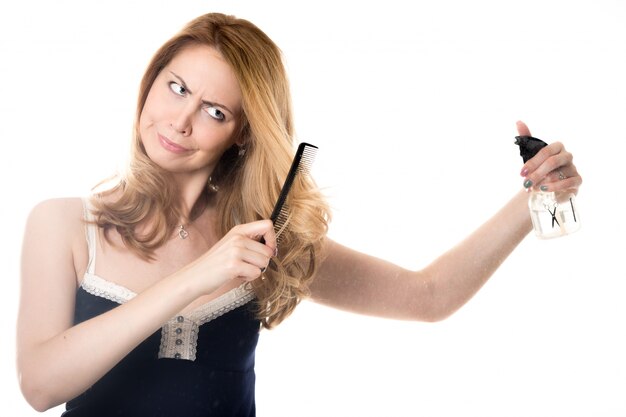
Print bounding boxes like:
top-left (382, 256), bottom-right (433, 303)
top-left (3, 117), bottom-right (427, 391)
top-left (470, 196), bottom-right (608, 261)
top-left (528, 190), bottom-right (580, 238)
top-left (515, 135), bottom-right (581, 239)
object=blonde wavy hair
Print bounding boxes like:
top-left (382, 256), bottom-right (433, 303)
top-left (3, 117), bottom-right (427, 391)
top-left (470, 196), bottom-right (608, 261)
top-left (91, 13), bottom-right (330, 329)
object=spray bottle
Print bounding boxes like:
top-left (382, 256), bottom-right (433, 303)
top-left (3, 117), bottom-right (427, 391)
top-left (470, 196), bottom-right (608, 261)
top-left (515, 135), bottom-right (580, 238)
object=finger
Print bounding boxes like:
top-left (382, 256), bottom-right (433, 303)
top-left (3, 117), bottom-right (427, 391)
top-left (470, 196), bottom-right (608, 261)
top-left (537, 168), bottom-right (567, 185)
top-left (232, 220), bottom-right (277, 257)
top-left (239, 241), bottom-right (273, 269)
top-left (540, 162), bottom-right (577, 184)
top-left (526, 145), bottom-right (580, 193)
top-left (236, 262), bottom-right (267, 282)
top-left (522, 142), bottom-right (567, 188)
top-left (219, 240), bottom-right (271, 281)
top-left (516, 120), bottom-right (533, 177)
top-left (516, 120), bottom-right (531, 137)
top-left (535, 168), bottom-right (583, 193)
top-left (257, 221), bottom-right (277, 255)
top-left (535, 174), bottom-right (582, 193)
top-left (253, 221), bottom-right (277, 255)
top-left (530, 144), bottom-right (567, 176)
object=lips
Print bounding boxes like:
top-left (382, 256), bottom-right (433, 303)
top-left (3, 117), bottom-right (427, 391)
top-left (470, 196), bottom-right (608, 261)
top-left (157, 133), bottom-right (191, 154)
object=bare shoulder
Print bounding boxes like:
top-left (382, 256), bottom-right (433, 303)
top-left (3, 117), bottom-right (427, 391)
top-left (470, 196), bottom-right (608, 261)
top-left (18, 197), bottom-right (90, 354)
top-left (26, 197), bottom-right (85, 233)
top-left (24, 197), bottom-right (89, 280)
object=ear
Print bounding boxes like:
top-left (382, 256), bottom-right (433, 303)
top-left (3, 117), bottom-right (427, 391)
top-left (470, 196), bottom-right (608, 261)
top-left (233, 119), bottom-right (250, 148)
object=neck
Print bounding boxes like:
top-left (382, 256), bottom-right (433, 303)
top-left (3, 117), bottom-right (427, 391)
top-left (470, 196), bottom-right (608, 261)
top-left (172, 169), bottom-right (213, 223)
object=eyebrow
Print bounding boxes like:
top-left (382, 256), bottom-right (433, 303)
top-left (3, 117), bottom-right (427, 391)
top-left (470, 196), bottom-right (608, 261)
top-left (169, 71), bottom-right (236, 116)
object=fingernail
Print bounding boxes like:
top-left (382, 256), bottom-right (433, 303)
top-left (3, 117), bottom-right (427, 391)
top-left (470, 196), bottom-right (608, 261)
top-left (273, 247), bottom-right (279, 257)
top-left (523, 179), bottom-right (533, 188)
top-left (520, 168), bottom-right (529, 177)
top-left (540, 185), bottom-right (549, 192)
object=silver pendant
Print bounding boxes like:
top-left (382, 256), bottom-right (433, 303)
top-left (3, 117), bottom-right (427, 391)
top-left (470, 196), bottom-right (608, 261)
top-left (178, 225), bottom-right (189, 239)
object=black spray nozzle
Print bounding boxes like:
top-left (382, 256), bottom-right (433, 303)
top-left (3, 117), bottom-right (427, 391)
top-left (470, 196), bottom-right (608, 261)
top-left (514, 135), bottom-right (548, 163)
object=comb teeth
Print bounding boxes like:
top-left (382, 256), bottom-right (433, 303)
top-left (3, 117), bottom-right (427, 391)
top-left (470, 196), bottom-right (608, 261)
top-left (269, 142), bottom-right (318, 224)
top-left (297, 144), bottom-right (317, 175)
top-left (261, 142), bottom-right (318, 246)
top-left (273, 203), bottom-right (291, 242)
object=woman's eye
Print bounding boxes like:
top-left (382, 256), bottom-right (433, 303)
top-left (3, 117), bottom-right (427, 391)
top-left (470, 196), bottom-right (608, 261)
top-left (169, 82), bottom-right (186, 96)
top-left (205, 106), bottom-right (225, 121)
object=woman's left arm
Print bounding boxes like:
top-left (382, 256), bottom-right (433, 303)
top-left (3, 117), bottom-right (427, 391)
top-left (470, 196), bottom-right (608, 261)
top-left (309, 121), bottom-right (582, 322)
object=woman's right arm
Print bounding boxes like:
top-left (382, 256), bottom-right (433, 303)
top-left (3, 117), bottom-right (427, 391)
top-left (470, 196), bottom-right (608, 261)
top-left (16, 198), bottom-right (275, 411)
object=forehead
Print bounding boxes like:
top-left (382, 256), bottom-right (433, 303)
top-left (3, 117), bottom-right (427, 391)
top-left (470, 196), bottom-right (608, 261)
top-left (165, 44), bottom-right (242, 112)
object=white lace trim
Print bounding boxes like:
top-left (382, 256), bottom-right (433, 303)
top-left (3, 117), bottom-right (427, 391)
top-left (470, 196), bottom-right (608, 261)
top-left (79, 273), bottom-right (254, 361)
top-left (81, 273), bottom-right (136, 304)
top-left (193, 284), bottom-right (255, 324)
top-left (158, 285), bottom-right (255, 361)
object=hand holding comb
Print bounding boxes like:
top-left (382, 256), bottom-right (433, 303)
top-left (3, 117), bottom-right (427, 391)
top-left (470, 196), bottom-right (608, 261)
top-left (260, 142), bottom-right (318, 245)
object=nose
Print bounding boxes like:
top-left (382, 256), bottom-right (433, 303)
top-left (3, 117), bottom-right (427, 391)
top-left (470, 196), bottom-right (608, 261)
top-left (171, 106), bottom-right (193, 136)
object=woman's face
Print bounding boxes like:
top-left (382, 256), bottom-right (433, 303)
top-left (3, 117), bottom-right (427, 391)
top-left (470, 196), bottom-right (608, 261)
top-left (139, 44), bottom-right (243, 177)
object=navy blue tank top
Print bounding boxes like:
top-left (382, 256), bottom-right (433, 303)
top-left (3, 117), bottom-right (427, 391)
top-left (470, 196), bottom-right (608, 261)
top-left (63, 289), bottom-right (260, 417)
top-left (63, 204), bottom-right (261, 416)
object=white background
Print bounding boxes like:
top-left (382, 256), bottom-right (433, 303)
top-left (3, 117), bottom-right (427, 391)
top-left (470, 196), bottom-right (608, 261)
top-left (1, 1), bottom-right (625, 416)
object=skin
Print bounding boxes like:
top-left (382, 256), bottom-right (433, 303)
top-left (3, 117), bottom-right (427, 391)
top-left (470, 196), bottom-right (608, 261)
top-left (139, 44), bottom-right (244, 214)
top-left (16, 45), bottom-right (582, 411)
top-left (310, 122), bottom-right (581, 321)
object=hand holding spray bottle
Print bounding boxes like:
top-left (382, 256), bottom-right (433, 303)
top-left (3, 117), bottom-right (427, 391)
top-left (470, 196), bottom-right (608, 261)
top-left (515, 135), bottom-right (581, 239)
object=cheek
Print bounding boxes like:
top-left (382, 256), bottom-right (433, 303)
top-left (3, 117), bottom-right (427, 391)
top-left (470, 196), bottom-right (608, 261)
top-left (195, 122), bottom-right (238, 149)
top-left (138, 110), bottom-right (148, 131)
top-left (140, 87), bottom-right (167, 126)
top-left (196, 129), bottom-right (228, 150)
top-left (138, 106), bottom-right (153, 134)
top-left (138, 111), bottom-right (154, 149)
top-left (138, 98), bottom-right (161, 147)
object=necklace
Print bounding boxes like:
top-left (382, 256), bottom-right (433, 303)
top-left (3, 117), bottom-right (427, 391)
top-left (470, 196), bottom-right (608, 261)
top-left (177, 197), bottom-right (210, 240)
top-left (178, 224), bottom-right (189, 239)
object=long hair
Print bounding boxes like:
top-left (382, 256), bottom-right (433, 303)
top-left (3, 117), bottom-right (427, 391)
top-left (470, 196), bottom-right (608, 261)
top-left (91, 13), bottom-right (330, 328)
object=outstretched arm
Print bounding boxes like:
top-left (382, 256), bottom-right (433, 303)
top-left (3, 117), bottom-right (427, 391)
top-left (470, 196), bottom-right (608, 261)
top-left (309, 121), bottom-right (582, 321)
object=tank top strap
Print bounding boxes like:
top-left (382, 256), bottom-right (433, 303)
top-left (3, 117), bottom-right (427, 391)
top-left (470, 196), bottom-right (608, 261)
top-left (82, 198), bottom-right (98, 275)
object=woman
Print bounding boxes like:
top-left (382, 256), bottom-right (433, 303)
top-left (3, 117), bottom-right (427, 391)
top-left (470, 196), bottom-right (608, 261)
top-left (17, 12), bottom-right (582, 417)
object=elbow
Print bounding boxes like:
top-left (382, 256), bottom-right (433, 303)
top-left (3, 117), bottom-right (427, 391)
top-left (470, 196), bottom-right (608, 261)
top-left (19, 371), bottom-right (62, 412)
top-left (419, 296), bottom-right (465, 323)
top-left (419, 307), bottom-right (456, 323)
top-left (21, 386), bottom-right (58, 412)
top-left (31, 400), bottom-right (54, 414)
top-left (409, 272), bottom-right (461, 323)
top-left (21, 383), bottom-right (55, 412)
top-left (410, 300), bottom-right (454, 323)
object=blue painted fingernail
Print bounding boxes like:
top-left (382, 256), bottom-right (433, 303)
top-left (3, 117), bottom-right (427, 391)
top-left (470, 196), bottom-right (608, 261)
top-left (540, 185), bottom-right (549, 191)
top-left (523, 179), bottom-right (533, 188)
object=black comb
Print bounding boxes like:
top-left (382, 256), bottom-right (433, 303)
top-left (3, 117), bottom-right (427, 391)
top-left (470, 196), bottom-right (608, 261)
top-left (261, 142), bottom-right (318, 244)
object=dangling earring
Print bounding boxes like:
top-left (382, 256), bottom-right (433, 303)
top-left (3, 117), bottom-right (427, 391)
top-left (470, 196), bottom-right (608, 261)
top-left (208, 176), bottom-right (219, 192)
top-left (238, 146), bottom-right (246, 157)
